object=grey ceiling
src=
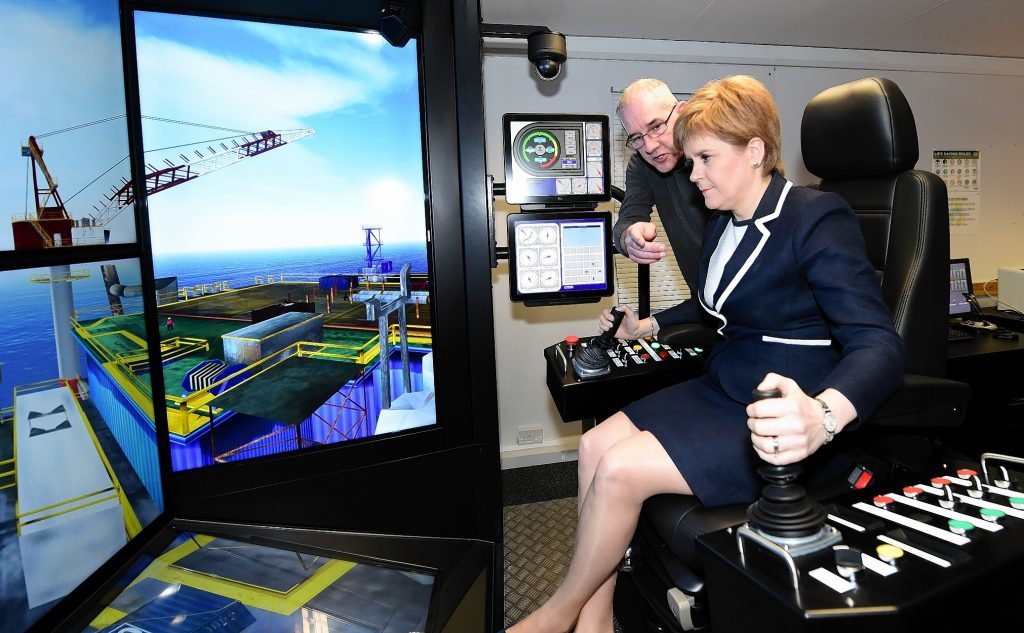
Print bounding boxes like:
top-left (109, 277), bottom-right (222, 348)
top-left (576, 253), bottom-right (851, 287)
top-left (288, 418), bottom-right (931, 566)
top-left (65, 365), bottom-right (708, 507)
top-left (481, 0), bottom-right (1024, 59)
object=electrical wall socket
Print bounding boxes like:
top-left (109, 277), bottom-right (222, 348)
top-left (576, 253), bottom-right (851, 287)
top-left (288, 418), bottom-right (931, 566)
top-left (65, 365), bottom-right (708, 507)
top-left (516, 425), bottom-right (544, 445)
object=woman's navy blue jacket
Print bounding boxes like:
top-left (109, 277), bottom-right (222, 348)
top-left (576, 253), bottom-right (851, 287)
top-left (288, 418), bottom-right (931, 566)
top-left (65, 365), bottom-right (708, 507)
top-left (655, 173), bottom-right (906, 420)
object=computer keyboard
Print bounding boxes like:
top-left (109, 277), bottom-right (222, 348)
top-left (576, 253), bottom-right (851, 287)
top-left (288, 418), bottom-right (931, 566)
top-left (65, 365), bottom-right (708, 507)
top-left (948, 326), bottom-right (975, 341)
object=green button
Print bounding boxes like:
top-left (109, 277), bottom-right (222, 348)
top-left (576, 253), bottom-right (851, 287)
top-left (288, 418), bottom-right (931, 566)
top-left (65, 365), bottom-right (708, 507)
top-left (948, 519), bottom-right (974, 534)
top-left (1010, 497), bottom-right (1024, 509)
top-left (980, 508), bottom-right (1005, 521)
top-left (651, 342), bottom-right (661, 349)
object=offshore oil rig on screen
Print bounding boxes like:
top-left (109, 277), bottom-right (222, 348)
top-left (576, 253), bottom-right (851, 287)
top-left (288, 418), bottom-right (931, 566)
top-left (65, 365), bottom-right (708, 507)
top-left (4, 117), bottom-right (434, 608)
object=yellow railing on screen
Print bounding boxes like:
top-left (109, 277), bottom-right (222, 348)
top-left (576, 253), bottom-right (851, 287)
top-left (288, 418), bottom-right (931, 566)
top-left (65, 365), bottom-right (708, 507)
top-left (11, 380), bottom-right (141, 538)
top-left (71, 317), bottom-right (153, 399)
top-left (164, 342), bottom-right (303, 435)
top-left (388, 323), bottom-right (433, 347)
top-left (164, 339), bottom-right (372, 435)
top-left (0, 404), bottom-right (14, 490)
top-left (115, 336), bottom-right (210, 371)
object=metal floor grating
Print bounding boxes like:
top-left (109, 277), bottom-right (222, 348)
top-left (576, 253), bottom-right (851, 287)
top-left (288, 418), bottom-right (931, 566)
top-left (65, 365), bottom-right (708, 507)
top-left (503, 497), bottom-right (577, 628)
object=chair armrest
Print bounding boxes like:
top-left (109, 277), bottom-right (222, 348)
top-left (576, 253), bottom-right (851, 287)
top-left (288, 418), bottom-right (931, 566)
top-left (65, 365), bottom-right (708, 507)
top-left (658, 323), bottom-right (719, 350)
top-left (640, 494), bottom-right (749, 582)
top-left (867, 374), bottom-right (971, 428)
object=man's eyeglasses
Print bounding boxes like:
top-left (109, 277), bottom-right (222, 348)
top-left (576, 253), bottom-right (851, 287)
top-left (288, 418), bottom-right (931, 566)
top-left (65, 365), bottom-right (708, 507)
top-left (625, 104), bottom-right (677, 150)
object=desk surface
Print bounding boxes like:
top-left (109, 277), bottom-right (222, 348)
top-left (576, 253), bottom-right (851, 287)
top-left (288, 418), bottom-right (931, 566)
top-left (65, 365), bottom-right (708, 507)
top-left (947, 307), bottom-right (1024, 359)
top-left (948, 329), bottom-right (1024, 358)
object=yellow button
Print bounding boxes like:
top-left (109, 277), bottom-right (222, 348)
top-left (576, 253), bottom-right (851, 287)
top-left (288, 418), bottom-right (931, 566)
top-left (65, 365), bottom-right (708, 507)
top-left (876, 544), bottom-right (903, 563)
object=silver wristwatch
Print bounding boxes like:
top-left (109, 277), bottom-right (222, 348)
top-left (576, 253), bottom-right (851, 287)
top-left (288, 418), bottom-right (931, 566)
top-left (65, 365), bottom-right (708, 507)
top-left (814, 397), bottom-right (837, 444)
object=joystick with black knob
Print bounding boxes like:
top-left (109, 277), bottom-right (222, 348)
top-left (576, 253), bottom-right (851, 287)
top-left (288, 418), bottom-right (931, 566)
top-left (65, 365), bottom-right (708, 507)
top-left (746, 387), bottom-right (830, 542)
top-left (572, 307), bottom-right (625, 379)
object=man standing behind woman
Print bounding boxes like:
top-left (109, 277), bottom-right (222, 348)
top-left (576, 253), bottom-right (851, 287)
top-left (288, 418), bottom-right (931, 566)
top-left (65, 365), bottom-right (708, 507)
top-left (614, 79), bottom-right (711, 292)
top-left (504, 76), bottom-right (904, 633)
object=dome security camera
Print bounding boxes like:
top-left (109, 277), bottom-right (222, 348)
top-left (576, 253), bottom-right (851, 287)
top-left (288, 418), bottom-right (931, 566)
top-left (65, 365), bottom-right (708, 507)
top-left (527, 31), bottom-right (567, 81)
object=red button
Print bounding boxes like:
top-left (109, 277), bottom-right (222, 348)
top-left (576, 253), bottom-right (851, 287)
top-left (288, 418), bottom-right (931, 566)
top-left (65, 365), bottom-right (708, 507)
top-left (659, 351), bottom-right (668, 358)
top-left (565, 335), bottom-right (579, 346)
top-left (902, 486), bottom-right (923, 498)
top-left (873, 495), bottom-right (894, 508)
top-left (641, 353), bottom-right (650, 360)
top-left (853, 470), bottom-right (873, 489)
top-left (931, 477), bottom-right (951, 487)
top-left (956, 468), bottom-right (977, 479)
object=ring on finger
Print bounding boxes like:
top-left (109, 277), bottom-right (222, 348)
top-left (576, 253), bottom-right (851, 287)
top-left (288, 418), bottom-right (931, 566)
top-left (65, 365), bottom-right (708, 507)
top-left (771, 436), bottom-right (780, 456)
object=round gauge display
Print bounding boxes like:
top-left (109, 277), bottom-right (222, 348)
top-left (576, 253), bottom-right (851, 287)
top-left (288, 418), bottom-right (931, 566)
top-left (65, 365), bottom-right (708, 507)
top-left (519, 270), bottom-right (539, 290)
top-left (517, 226), bottom-right (538, 245)
top-left (514, 127), bottom-right (561, 175)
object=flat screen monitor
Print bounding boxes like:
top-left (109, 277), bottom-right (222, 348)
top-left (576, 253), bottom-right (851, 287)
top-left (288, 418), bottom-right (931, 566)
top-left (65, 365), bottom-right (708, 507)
top-left (507, 211), bottom-right (613, 305)
top-left (502, 114), bottom-right (611, 206)
top-left (58, 520), bottom-right (492, 633)
top-left (73, 527), bottom-right (437, 633)
top-left (949, 258), bottom-right (973, 317)
top-left (132, 10), bottom-right (435, 473)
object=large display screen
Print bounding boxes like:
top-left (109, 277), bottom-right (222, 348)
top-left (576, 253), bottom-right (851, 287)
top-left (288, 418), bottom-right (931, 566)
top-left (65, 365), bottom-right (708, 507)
top-left (503, 114), bottom-right (611, 205)
top-left (0, 0), bottom-right (136, 252)
top-left (132, 11), bottom-right (436, 472)
top-left (76, 529), bottom-right (435, 633)
top-left (507, 211), bottom-right (614, 304)
top-left (0, 260), bottom-right (163, 632)
top-left (0, 2), bottom-right (163, 631)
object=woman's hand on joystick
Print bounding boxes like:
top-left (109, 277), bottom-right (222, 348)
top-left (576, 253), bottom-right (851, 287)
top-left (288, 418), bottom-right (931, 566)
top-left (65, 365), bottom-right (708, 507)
top-left (598, 304), bottom-right (640, 340)
top-left (746, 373), bottom-right (829, 464)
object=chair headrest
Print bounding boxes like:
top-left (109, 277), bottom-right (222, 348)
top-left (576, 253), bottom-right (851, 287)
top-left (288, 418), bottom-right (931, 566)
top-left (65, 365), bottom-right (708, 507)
top-left (801, 77), bottom-right (919, 179)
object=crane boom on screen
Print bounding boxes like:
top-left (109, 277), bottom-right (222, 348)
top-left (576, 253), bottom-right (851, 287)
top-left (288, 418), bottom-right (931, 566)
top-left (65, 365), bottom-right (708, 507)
top-left (13, 120), bottom-right (314, 249)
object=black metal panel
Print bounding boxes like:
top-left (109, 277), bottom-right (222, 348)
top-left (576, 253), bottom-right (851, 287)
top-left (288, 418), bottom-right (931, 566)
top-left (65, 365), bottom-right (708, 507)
top-left (109, 0), bottom-right (500, 542)
top-left (543, 337), bottom-right (705, 423)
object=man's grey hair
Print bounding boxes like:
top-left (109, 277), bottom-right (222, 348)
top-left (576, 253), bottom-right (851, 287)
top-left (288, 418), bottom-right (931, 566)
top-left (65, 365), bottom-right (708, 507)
top-left (616, 78), bottom-right (675, 118)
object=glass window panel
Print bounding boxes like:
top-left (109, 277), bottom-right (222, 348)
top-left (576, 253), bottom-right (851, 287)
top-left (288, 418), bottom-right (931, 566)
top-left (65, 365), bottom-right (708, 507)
top-left (0, 259), bottom-right (162, 632)
top-left (75, 530), bottom-right (435, 633)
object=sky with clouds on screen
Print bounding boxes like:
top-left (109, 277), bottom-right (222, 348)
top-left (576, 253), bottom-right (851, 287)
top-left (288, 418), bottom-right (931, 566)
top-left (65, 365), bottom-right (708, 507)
top-left (0, 1), bottom-right (426, 254)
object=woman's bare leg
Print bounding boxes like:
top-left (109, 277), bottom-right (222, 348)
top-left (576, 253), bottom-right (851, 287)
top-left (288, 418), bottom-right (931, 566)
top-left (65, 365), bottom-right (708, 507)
top-left (508, 417), bottom-right (692, 633)
top-left (569, 413), bottom-right (642, 632)
top-left (576, 412), bottom-right (642, 514)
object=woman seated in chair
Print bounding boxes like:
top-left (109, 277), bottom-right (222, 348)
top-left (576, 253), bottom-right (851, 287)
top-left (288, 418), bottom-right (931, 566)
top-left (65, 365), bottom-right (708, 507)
top-left (506, 75), bottom-right (905, 633)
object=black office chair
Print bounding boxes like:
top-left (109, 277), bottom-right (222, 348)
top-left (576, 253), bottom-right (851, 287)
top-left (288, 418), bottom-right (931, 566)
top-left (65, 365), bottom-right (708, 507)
top-left (614, 77), bottom-right (971, 632)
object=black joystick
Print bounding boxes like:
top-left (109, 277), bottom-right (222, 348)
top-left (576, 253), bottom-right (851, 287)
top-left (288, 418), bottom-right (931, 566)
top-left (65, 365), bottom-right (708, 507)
top-left (746, 388), bottom-right (829, 540)
top-left (572, 307), bottom-right (625, 379)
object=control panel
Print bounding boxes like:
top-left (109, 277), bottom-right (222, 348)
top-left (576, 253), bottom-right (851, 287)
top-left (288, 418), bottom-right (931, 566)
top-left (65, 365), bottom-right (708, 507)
top-left (698, 453), bottom-right (1024, 632)
top-left (544, 331), bottom-right (705, 422)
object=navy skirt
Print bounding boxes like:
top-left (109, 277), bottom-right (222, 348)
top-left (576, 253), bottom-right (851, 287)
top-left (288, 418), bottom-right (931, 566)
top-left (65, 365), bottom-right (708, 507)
top-left (622, 375), bottom-right (763, 507)
top-left (623, 374), bottom-right (856, 507)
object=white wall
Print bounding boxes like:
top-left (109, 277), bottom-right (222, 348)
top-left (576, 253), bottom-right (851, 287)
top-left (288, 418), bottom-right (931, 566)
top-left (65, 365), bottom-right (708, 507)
top-left (484, 37), bottom-right (1024, 469)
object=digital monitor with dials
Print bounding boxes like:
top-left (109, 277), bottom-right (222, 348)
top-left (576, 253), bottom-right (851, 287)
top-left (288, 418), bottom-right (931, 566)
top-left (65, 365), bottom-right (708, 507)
top-left (507, 211), bottom-right (613, 305)
top-left (502, 114), bottom-right (611, 206)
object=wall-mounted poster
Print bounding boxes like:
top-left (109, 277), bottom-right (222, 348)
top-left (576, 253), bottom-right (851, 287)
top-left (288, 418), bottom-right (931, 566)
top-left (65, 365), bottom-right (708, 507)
top-left (933, 149), bottom-right (981, 235)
